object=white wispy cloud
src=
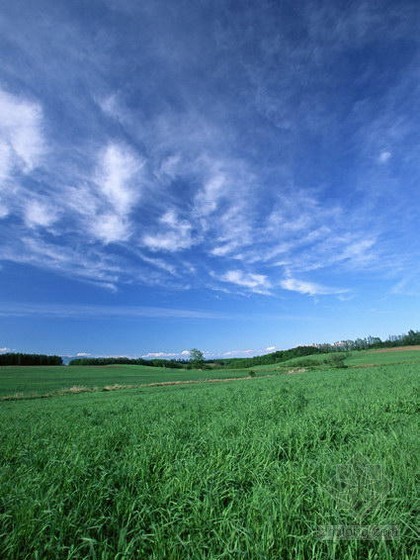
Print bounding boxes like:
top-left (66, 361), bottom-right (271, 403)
top-left (221, 349), bottom-right (255, 357)
top-left (194, 173), bottom-right (226, 217)
top-left (280, 276), bottom-right (348, 297)
top-left (337, 238), bottom-right (377, 266)
top-left (97, 93), bottom-right (122, 121)
top-left (91, 75), bottom-right (387, 295)
top-left (0, 88), bottom-right (47, 223)
top-left (0, 203), bottom-right (9, 219)
top-left (24, 199), bottom-right (60, 229)
top-left (141, 351), bottom-right (180, 359)
top-left (158, 154), bottom-right (182, 180)
top-left (378, 150), bottom-right (392, 164)
top-left (0, 301), bottom-right (313, 324)
top-left (0, 88), bottom-right (45, 174)
top-left (390, 274), bottom-right (420, 297)
top-left (0, 236), bottom-right (122, 290)
top-left (0, 84), bottom-right (391, 296)
top-left (218, 270), bottom-right (272, 295)
top-left (95, 143), bottom-right (143, 215)
top-left (84, 142), bottom-right (145, 243)
top-left (17, 139), bottom-right (147, 248)
top-left (217, 345), bottom-right (283, 358)
top-left (0, 1), bottom-right (417, 303)
top-left (89, 213), bottom-right (131, 245)
top-left (0, 302), bottom-right (233, 320)
top-left (0, 142), bottom-right (13, 184)
top-left (142, 210), bottom-right (195, 252)
top-left (135, 252), bottom-right (179, 276)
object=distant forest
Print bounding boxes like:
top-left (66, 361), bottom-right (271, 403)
top-left (69, 356), bottom-right (187, 369)
top-left (214, 329), bottom-right (420, 369)
top-left (0, 353), bottom-right (63, 366)
top-left (1, 329), bottom-right (419, 368)
top-left (69, 329), bottom-right (420, 369)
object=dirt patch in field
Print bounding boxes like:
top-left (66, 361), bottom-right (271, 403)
top-left (284, 368), bottom-right (307, 375)
top-left (135, 375), bottom-right (271, 388)
top-left (367, 345), bottom-right (420, 353)
top-left (0, 374), bottom-right (272, 401)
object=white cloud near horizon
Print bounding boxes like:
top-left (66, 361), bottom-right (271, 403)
top-left (141, 351), bottom-right (180, 359)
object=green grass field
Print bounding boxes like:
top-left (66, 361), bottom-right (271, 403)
top-left (0, 364), bottom-right (254, 398)
top-left (0, 350), bottom-right (418, 559)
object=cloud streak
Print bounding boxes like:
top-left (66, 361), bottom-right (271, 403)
top-left (0, 89), bottom-right (45, 175)
top-left (0, 0), bottom-right (418, 304)
top-left (218, 270), bottom-right (272, 295)
top-left (280, 276), bottom-right (349, 297)
top-left (0, 302), bottom-right (232, 320)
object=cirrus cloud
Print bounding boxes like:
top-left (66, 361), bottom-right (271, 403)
top-left (280, 276), bottom-right (349, 297)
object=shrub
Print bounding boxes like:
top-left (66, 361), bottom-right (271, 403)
top-left (326, 353), bottom-right (348, 368)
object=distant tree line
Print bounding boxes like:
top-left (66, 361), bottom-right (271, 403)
top-left (6, 329), bottom-right (416, 369)
top-left (315, 329), bottom-right (420, 352)
top-left (211, 330), bottom-right (420, 369)
top-left (0, 353), bottom-right (63, 366)
top-left (69, 357), bottom-right (188, 368)
top-left (68, 346), bottom-right (328, 369)
top-left (213, 345), bottom-right (326, 369)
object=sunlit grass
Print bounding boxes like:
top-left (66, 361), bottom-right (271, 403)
top-left (0, 364), bottom-right (252, 397)
top-left (0, 358), bottom-right (418, 558)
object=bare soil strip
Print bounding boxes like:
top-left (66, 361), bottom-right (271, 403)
top-left (0, 374), bottom-right (276, 402)
top-left (367, 345), bottom-right (420, 353)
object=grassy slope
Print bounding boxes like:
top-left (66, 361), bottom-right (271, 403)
top-left (347, 348), bottom-right (420, 366)
top-left (2, 347), bottom-right (420, 397)
top-left (0, 364), bottom-right (253, 397)
top-left (257, 346), bottom-right (420, 370)
top-left (0, 358), bottom-right (418, 559)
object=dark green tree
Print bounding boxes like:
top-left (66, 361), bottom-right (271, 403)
top-left (189, 348), bottom-right (204, 369)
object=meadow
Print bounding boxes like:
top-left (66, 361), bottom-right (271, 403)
top-left (0, 364), bottom-right (253, 398)
top-left (0, 350), bottom-right (418, 559)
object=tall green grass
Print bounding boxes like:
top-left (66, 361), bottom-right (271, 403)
top-left (347, 349), bottom-right (420, 366)
top-left (0, 364), bottom-right (253, 397)
top-left (0, 361), bottom-right (418, 559)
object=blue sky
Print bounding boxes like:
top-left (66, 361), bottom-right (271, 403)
top-left (0, 0), bottom-right (419, 358)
